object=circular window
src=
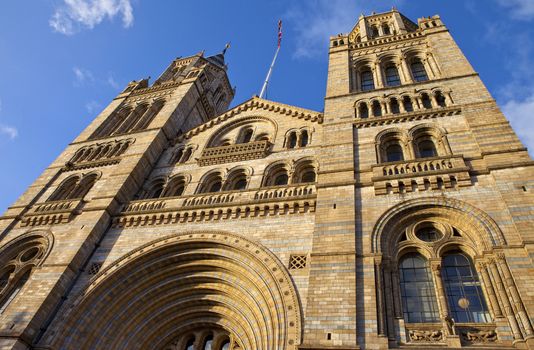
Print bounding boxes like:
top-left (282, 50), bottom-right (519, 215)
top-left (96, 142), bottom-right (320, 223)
top-left (20, 247), bottom-right (40, 262)
top-left (415, 225), bottom-right (443, 242)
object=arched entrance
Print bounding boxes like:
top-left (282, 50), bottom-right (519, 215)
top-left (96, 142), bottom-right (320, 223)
top-left (50, 232), bottom-right (302, 350)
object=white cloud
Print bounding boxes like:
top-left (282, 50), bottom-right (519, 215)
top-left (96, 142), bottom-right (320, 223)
top-left (496, 0), bottom-right (534, 20)
top-left (50, 0), bottom-right (134, 35)
top-left (500, 95), bottom-right (534, 156)
top-left (107, 74), bottom-right (120, 89)
top-left (0, 124), bottom-right (18, 140)
top-left (286, 0), bottom-right (404, 59)
top-left (73, 66), bottom-right (95, 86)
top-left (85, 100), bottom-right (102, 114)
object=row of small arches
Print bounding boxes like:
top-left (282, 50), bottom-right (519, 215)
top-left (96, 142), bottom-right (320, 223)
top-left (140, 159), bottom-right (318, 200)
top-left (70, 139), bottom-right (133, 164)
top-left (47, 172), bottom-right (100, 202)
top-left (90, 99), bottom-right (165, 139)
top-left (356, 90), bottom-right (449, 118)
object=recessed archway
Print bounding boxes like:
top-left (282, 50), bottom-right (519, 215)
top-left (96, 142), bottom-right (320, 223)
top-left (49, 231), bottom-right (302, 350)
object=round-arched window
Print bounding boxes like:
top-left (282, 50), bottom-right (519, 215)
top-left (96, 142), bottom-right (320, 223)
top-left (415, 225), bottom-right (443, 242)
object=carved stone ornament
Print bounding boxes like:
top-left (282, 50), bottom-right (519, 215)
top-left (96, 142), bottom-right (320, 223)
top-left (409, 329), bottom-right (443, 342)
top-left (460, 329), bottom-right (497, 343)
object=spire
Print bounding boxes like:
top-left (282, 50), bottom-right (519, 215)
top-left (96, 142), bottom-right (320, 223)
top-left (207, 43), bottom-right (230, 69)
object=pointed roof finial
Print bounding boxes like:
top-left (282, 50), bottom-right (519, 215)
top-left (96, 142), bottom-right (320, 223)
top-left (222, 42), bottom-right (231, 56)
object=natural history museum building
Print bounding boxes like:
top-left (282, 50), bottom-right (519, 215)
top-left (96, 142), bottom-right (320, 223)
top-left (0, 9), bottom-right (533, 350)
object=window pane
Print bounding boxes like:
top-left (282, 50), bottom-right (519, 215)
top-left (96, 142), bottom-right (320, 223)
top-left (418, 140), bottom-right (437, 158)
top-left (386, 144), bottom-right (404, 162)
top-left (411, 60), bottom-right (429, 82)
top-left (385, 66), bottom-right (401, 86)
top-left (441, 252), bottom-right (491, 323)
top-left (399, 253), bottom-right (440, 323)
top-left (274, 174), bottom-right (288, 186)
top-left (361, 70), bottom-right (375, 91)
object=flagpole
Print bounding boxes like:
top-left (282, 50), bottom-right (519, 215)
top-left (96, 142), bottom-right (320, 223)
top-left (259, 20), bottom-right (282, 99)
top-left (259, 45), bottom-right (280, 99)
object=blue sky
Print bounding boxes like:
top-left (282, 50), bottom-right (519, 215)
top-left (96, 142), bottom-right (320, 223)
top-left (1, 0), bottom-right (534, 212)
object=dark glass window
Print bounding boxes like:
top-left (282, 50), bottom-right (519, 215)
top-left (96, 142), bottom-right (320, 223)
top-left (441, 253), bottom-right (491, 323)
top-left (372, 101), bottom-right (382, 117)
top-left (415, 226), bottom-right (443, 242)
top-left (403, 96), bottom-right (414, 112)
top-left (421, 93), bottom-right (433, 109)
top-left (411, 59), bottom-right (429, 82)
top-left (185, 337), bottom-right (195, 350)
top-left (435, 92), bottom-right (447, 107)
top-left (274, 174), bottom-right (289, 186)
top-left (386, 144), bottom-right (404, 162)
top-left (180, 148), bottom-right (192, 163)
top-left (241, 129), bottom-right (253, 143)
top-left (371, 26), bottom-right (379, 37)
top-left (399, 253), bottom-right (440, 323)
top-left (361, 70), bottom-right (375, 91)
top-left (418, 140), bottom-right (437, 158)
top-left (300, 130), bottom-right (309, 147)
top-left (359, 103), bottom-right (369, 118)
top-left (233, 178), bottom-right (247, 190)
top-left (301, 171), bottom-right (316, 183)
top-left (383, 24), bottom-right (391, 35)
top-left (208, 181), bottom-right (222, 193)
top-left (390, 99), bottom-right (400, 114)
top-left (385, 66), bottom-right (401, 86)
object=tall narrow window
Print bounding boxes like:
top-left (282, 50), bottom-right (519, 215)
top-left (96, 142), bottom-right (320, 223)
top-left (360, 70), bottom-right (375, 91)
top-left (0, 270), bottom-right (30, 314)
top-left (441, 253), bottom-right (491, 323)
top-left (208, 181), bottom-right (222, 193)
top-left (240, 129), bottom-right (253, 143)
top-left (359, 103), bottom-right (369, 118)
top-left (288, 132), bottom-right (297, 149)
top-left (403, 96), bottom-right (414, 112)
top-left (418, 140), bottom-right (438, 158)
top-left (399, 253), bottom-right (440, 323)
top-left (383, 24), bottom-right (391, 35)
top-left (390, 98), bottom-right (400, 114)
top-left (411, 59), bottom-right (429, 82)
top-left (421, 93), bottom-right (433, 109)
top-left (386, 144), bottom-right (404, 162)
top-left (180, 148), bottom-right (192, 163)
top-left (172, 149), bottom-right (184, 164)
top-left (300, 130), bottom-right (309, 147)
top-left (372, 101), bottom-right (382, 117)
top-left (371, 26), bottom-right (379, 38)
top-left (435, 91), bottom-right (447, 107)
top-left (385, 65), bottom-right (401, 86)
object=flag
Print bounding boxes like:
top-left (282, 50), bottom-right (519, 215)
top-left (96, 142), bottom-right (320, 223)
top-left (278, 20), bottom-right (282, 47)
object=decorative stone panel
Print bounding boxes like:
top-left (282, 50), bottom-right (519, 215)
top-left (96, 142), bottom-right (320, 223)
top-left (198, 140), bottom-right (271, 166)
top-left (20, 199), bottom-right (85, 227)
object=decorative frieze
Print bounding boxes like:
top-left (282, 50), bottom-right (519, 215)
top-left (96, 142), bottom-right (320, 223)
top-left (459, 327), bottom-right (498, 344)
top-left (372, 155), bottom-right (471, 195)
top-left (198, 140), bottom-right (271, 166)
top-left (354, 107), bottom-right (461, 129)
top-left (20, 199), bottom-right (85, 227)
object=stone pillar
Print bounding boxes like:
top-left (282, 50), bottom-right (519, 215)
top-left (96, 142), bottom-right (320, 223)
top-left (374, 62), bottom-right (384, 88)
top-left (497, 254), bottom-right (534, 338)
top-left (488, 259), bottom-right (523, 340)
top-left (381, 101), bottom-right (388, 116)
top-left (375, 257), bottom-right (387, 337)
top-left (400, 57), bottom-right (413, 83)
top-left (476, 261), bottom-right (503, 319)
top-left (383, 263), bottom-right (397, 341)
top-left (430, 261), bottom-right (450, 322)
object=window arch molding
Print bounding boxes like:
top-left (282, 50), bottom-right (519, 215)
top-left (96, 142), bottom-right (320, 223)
top-left (262, 161), bottom-right (293, 187)
top-left (197, 170), bottom-right (226, 194)
top-left (48, 171), bottom-right (102, 202)
top-left (352, 59), bottom-right (376, 92)
top-left (408, 123), bottom-right (452, 159)
top-left (0, 230), bottom-right (54, 314)
top-left (161, 174), bottom-right (190, 198)
top-left (377, 54), bottom-right (403, 87)
top-left (284, 127), bottom-right (313, 149)
top-left (369, 198), bottom-right (534, 344)
top-left (205, 116), bottom-right (278, 148)
top-left (223, 166), bottom-right (253, 191)
top-left (293, 157), bottom-right (318, 184)
top-left (375, 128), bottom-right (411, 163)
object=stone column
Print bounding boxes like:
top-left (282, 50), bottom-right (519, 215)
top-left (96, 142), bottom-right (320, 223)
top-left (374, 62), bottom-right (384, 88)
top-left (381, 101), bottom-right (388, 116)
top-left (400, 57), bottom-right (413, 83)
top-left (497, 253), bottom-right (534, 337)
top-left (383, 263), bottom-right (397, 341)
top-left (476, 261), bottom-right (503, 319)
top-left (430, 261), bottom-right (450, 322)
top-left (375, 258), bottom-right (387, 337)
top-left (488, 259), bottom-right (523, 340)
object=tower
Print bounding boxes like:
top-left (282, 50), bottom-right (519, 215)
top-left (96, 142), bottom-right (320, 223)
top-left (0, 8), bottom-right (533, 350)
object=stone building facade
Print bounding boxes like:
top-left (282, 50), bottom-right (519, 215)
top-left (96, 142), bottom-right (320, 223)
top-left (0, 9), bottom-right (533, 350)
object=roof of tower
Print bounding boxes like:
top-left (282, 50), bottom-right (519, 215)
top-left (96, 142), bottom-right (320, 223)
top-left (206, 44), bottom-right (230, 69)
